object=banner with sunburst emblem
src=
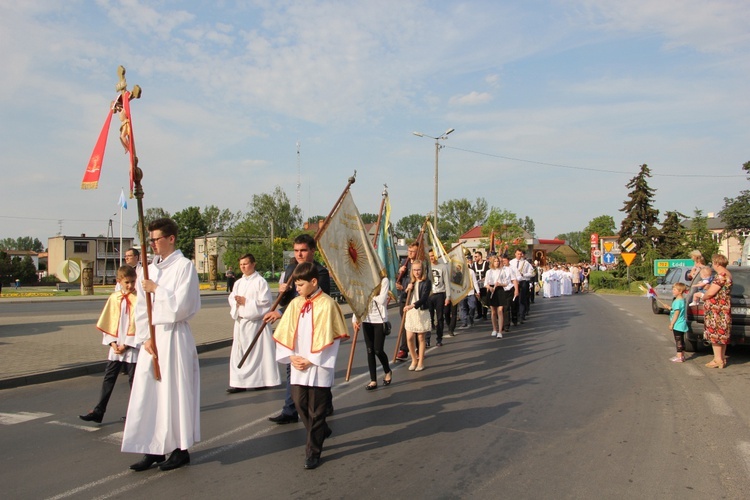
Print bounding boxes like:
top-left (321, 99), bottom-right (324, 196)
top-left (318, 190), bottom-right (386, 321)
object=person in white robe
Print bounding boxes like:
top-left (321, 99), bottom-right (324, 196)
top-left (561, 267), bottom-right (573, 295)
top-left (542, 266), bottom-right (553, 298)
top-left (551, 266), bottom-right (562, 297)
top-left (227, 253), bottom-right (281, 392)
top-left (122, 218), bottom-right (201, 472)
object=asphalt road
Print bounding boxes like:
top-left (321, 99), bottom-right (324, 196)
top-left (2, 293), bottom-right (750, 499)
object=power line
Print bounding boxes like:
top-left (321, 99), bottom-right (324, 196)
top-left (0, 215), bottom-right (112, 222)
top-left (446, 145), bottom-right (746, 178)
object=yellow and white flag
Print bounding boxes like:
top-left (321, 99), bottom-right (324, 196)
top-left (318, 190), bottom-right (385, 321)
top-left (426, 221), bottom-right (471, 305)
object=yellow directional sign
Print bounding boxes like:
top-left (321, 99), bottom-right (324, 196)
top-left (621, 252), bottom-right (637, 266)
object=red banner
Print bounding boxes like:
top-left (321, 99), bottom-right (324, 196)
top-left (81, 109), bottom-right (114, 190)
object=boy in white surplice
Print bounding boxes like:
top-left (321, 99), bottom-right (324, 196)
top-left (273, 262), bottom-right (349, 470)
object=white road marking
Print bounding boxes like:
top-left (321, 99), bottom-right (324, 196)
top-left (0, 411), bottom-right (53, 425)
top-left (704, 392), bottom-right (732, 417)
top-left (46, 369), bottom-right (378, 499)
top-left (736, 441), bottom-right (750, 478)
top-left (47, 420), bottom-right (100, 432)
top-left (101, 431), bottom-right (124, 445)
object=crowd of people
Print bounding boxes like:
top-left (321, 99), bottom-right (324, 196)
top-left (80, 222), bottom-right (729, 473)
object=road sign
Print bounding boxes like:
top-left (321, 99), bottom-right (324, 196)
top-left (593, 250), bottom-right (601, 257)
top-left (603, 252), bottom-right (615, 264)
top-left (654, 259), bottom-right (694, 276)
top-left (621, 252), bottom-right (637, 266)
top-left (621, 237), bottom-right (636, 252)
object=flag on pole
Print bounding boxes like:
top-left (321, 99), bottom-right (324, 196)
top-left (425, 221), bottom-right (471, 305)
top-left (118, 189), bottom-right (128, 210)
top-left (447, 243), bottom-right (472, 305)
top-left (81, 108), bottom-right (115, 190)
top-left (318, 190), bottom-right (385, 321)
top-left (376, 194), bottom-right (400, 298)
top-left (425, 220), bottom-right (449, 263)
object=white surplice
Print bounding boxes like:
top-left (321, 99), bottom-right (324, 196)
top-left (121, 249), bottom-right (201, 455)
top-left (228, 272), bottom-right (281, 388)
top-left (275, 295), bottom-right (341, 388)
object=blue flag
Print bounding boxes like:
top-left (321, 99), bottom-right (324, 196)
top-left (118, 189), bottom-right (128, 210)
top-left (376, 195), bottom-right (400, 298)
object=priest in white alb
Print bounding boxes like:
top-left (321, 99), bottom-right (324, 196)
top-left (226, 253), bottom-right (281, 393)
top-left (121, 218), bottom-right (201, 472)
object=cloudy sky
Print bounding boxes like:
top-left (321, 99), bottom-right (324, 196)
top-left (1, 0), bottom-right (748, 246)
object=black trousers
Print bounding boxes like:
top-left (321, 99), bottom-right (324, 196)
top-left (95, 360), bottom-right (136, 415)
top-left (363, 322), bottom-right (391, 381)
top-left (445, 303), bottom-right (458, 333)
top-left (511, 281), bottom-right (530, 322)
top-left (498, 289), bottom-right (513, 330)
top-left (428, 292), bottom-right (446, 342)
top-left (291, 385), bottom-right (332, 459)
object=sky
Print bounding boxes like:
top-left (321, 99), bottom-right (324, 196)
top-left (1, 0), bottom-right (748, 247)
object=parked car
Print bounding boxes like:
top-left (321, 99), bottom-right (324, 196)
top-left (651, 266), bottom-right (693, 314)
top-left (684, 266), bottom-right (750, 352)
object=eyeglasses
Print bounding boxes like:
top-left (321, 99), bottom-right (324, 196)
top-left (149, 236), bottom-right (167, 245)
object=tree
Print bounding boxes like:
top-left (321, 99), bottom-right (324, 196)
top-left (138, 207), bottom-right (171, 236)
top-left (437, 197), bottom-right (488, 244)
top-left (202, 205), bottom-right (239, 233)
top-left (0, 237), bottom-right (44, 252)
top-left (658, 210), bottom-right (687, 258)
top-left (518, 216), bottom-right (536, 237)
top-left (685, 209), bottom-right (719, 260)
top-left (307, 215), bottom-right (325, 224)
top-left (618, 164), bottom-right (660, 252)
top-left (483, 208), bottom-right (525, 255)
top-left (360, 213), bottom-right (378, 224)
top-left (719, 191), bottom-right (750, 245)
top-left (247, 186), bottom-right (302, 239)
top-left (172, 206), bottom-right (208, 261)
top-left (585, 215), bottom-right (616, 238)
top-left (395, 214), bottom-right (428, 241)
top-left (556, 231), bottom-right (586, 258)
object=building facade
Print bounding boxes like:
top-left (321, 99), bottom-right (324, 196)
top-left (48, 235), bottom-right (135, 283)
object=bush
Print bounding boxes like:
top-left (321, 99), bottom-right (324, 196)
top-left (589, 270), bottom-right (629, 290)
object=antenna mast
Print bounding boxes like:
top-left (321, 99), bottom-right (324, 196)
top-left (296, 140), bottom-right (301, 213)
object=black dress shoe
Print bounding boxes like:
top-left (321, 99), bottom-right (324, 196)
top-left (159, 449), bottom-right (190, 471)
top-left (79, 411), bottom-right (103, 423)
top-left (130, 454), bottom-right (166, 472)
top-left (268, 413), bottom-right (299, 424)
top-left (226, 387), bottom-right (247, 394)
top-left (304, 456), bottom-right (321, 470)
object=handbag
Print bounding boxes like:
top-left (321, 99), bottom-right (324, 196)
top-left (375, 302), bottom-right (392, 335)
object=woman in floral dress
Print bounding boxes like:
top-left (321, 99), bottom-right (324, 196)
top-left (701, 254), bottom-right (732, 368)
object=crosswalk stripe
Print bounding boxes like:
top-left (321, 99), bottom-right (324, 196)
top-left (0, 411), bottom-right (53, 425)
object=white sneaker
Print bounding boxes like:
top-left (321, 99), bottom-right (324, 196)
top-left (497, 331), bottom-right (503, 339)
top-left (491, 331), bottom-right (497, 337)
top-left (688, 301), bottom-right (698, 306)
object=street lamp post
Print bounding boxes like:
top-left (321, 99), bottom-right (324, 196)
top-left (412, 128), bottom-right (455, 229)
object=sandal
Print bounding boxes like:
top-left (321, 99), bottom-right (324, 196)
top-left (365, 382), bottom-right (378, 391)
top-left (383, 372), bottom-right (392, 386)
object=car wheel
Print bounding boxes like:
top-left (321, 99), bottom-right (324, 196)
top-left (651, 298), bottom-right (663, 314)
top-left (683, 335), bottom-right (698, 352)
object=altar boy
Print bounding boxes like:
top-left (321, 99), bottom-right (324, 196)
top-left (273, 262), bottom-right (348, 470)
